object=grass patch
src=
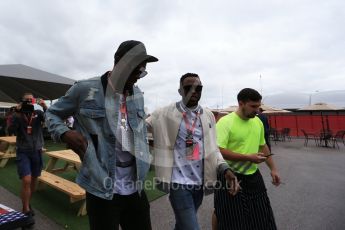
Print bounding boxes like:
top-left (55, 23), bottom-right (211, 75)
top-left (0, 140), bottom-right (166, 230)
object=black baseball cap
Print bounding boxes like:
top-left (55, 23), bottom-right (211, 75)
top-left (114, 40), bottom-right (158, 64)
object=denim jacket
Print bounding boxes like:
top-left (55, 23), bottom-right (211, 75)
top-left (13, 110), bottom-right (45, 152)
top-left (45, 76), bottom-right (151, 200)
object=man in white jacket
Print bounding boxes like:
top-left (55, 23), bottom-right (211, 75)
top-left (146, 73), bottom-right (240, 230)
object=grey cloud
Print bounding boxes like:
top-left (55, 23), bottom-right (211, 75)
top-left (1, 0), bottom-right (344, 111)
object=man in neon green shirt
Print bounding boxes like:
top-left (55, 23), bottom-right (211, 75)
top-left (213, 88), bottom-right (280, 230)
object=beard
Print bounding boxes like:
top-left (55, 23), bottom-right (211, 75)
top-left (246, 113), bottom-right (256, 118)
top-left (242, 108), bottom-right (256, 119)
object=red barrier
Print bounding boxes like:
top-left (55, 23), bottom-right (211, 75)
top-left (267, 114), bottom-right (345, 137)
top-left (214, 112), bottom-right (345, 137)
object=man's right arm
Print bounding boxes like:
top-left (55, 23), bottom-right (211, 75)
top-left (46, 83), bottom-right (88, 159)
top-left (45, 83), bottom-right (80, 142)
top-left (219, 147), bottom-right (267, 164)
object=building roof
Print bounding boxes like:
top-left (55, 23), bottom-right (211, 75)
top-left (0, 64), bottom-right (74, 85)
top-left (0, 64), bottom-right (75, 102)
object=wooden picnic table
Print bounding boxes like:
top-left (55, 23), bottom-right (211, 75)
top-left (38, 149), bottom-right (86, 216)
top-left (0, 136), bottom-right (16, 168)
top-left (45, 149), bottom-right (81, 173)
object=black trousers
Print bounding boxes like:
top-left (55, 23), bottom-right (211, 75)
top-left (86, 191), bottom-right (151, 230)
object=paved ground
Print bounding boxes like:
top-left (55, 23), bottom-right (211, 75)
top-left (1, 139), bottom-right (345, 229)
top-left (150, 139), bottom-right (345, 230)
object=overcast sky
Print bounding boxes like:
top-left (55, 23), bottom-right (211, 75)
top-left (1, 0), bottom-right (344, 111)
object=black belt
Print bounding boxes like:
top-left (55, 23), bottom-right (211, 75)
top-left (116, 158), bottom-right (135, 168)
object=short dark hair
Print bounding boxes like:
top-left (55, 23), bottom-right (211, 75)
top-left (22, 92), bottom-right (33, 99)
top-left (237, 88), bottom-right (262, 102)
top-left (180, 73), bottom-right (199, 86)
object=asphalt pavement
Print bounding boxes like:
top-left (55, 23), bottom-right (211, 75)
top-left (150, 138), bottom-right (345, 230)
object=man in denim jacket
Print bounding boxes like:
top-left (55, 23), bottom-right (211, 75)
top-left (46, 40), bottom-right (158, 230)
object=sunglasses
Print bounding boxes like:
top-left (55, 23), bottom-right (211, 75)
top-left (183, 85), bottom-right (203, 93)
top-left (134, 66), bottom-right (147, 79)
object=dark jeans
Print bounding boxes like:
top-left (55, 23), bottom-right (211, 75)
top-left (86, 191), bottom-right (151, 230)
top-left (169, 183), bottom-right (204, 230)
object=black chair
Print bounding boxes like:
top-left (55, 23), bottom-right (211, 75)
top-left (269, 128), bottom-right (279, 144)
top-left (319, 129), bottom-right (333, 147)
top-left (331, 130), bottom-right (345, 149)
top-left (301, 129), bottom-right (319, 147)
top-left (281, 128), bottom-right (291, 142)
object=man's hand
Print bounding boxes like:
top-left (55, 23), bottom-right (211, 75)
top-left (248, 153), bottom-right (267, 164)
top-left (224, 169), bottom-right (241, 196)
top-left (16, 102), bottom-right (22, 112)
top-left (37, 98), bottom-right (48, 110)
top-left (61, 130), bottom-right (88, 161)
top-left (271, 169), bottom-right (281, 186)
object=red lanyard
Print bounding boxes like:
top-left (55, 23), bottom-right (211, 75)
top-left (120, 95), bottom-right (127, 117)
top-left (120, 93), bottom-right (128, 128)
top-left (182, 111), bottom-right (200, 136)
top-left (24, 112), bottom-right (35, 126)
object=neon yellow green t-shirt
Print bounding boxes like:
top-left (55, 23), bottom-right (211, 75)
top-left (216, 112), bottom-right (265, 175)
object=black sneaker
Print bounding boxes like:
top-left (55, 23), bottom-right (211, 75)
top-left (29, 204), bottom-right (35, 216)
top-left (24, 210), bottom-right (35, 227)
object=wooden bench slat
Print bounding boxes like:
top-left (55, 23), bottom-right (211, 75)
top-left (0, 153), bottom-right (16, 159)
top-left (38, 171), bottom-right (85, 200)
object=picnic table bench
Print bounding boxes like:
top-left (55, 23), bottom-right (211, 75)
top-left (0, 136), bottom-right (47, 168)
top-left (0, 136), bottom-right (16, 168)
top-left (38, 149), bottom-right (86, 216)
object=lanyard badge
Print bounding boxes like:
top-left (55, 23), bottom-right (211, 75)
top-left (120, 94), bottom-right (127, 130)
top-left (119, 93), bottom-right (134, 152)
top-left (27, 126), bottom-right (32, 135)
top-left (186, 131), bottom-right (193, 148)
top-left (183, 112), bottom-right (200, 161)
top-left (25, 113), bottom-right (35, 135)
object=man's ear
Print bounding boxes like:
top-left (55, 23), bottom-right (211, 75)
top-left (178, 88), bottom-right (183, 96)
